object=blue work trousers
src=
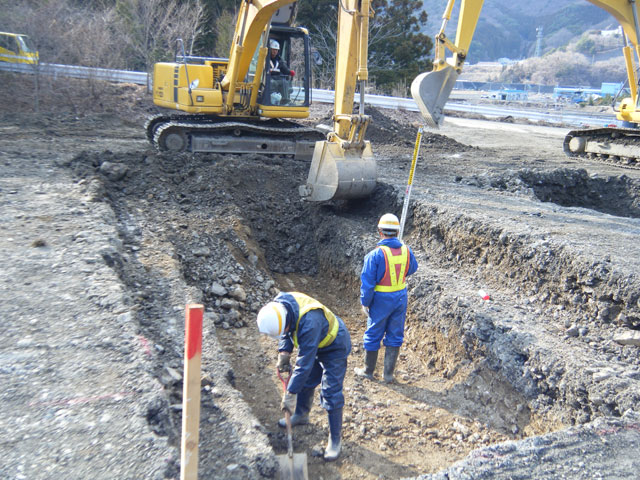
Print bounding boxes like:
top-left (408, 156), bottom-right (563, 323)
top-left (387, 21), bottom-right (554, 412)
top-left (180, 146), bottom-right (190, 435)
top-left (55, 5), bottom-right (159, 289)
top-left (363, 290), bottom-right (407, 351)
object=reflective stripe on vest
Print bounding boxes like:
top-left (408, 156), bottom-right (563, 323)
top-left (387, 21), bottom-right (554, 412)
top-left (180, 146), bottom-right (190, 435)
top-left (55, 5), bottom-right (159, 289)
top-left (374, 245), bottom-right (410, 292)
top-left (290, 292), bottom-right (339, 349)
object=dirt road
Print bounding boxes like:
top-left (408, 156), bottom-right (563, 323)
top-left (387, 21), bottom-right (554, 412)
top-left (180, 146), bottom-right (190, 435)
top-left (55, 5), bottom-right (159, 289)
top-left (1, 76), bottom-right (639, 479)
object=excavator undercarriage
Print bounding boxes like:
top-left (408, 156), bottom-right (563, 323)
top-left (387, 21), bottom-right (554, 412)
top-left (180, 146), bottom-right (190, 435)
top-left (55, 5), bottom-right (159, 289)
top-left (145, 114), bottom-right (325, 159)
top-left (564, 127), bottom-right (640, 170)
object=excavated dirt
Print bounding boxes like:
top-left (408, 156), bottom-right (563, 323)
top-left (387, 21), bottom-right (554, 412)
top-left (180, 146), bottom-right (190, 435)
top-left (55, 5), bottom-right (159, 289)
top-left (2, 74), bottom-right (640, 479)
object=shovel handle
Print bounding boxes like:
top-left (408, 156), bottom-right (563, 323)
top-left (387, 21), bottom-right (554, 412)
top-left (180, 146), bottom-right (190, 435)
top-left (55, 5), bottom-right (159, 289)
top-left (277, 370), bottom-right (295, 457)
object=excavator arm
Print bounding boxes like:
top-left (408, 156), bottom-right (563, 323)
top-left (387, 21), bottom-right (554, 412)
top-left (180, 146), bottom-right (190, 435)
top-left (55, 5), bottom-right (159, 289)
top-left (299, 0), bottom-right (377, 201)
top-left (412, 0), bottom-right (640, 129)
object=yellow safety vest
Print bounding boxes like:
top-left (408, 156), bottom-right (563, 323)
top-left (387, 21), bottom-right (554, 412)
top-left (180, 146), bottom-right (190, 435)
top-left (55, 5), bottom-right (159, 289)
top-left (374, 245), bottom-right (409, 292)
top-left (290, 292), bottom-right (339, 349)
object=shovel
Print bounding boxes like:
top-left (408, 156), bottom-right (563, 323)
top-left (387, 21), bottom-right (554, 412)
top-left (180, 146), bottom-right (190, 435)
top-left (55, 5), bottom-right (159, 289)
top-left (276, 370), bottom-right (309, 480)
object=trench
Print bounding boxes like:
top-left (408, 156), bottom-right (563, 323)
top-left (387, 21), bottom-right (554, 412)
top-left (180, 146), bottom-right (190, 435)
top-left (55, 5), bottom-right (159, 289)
top-left (67, 131), bottom-right (640, 478)
top-left (468, 167), bottom-right (640, 218)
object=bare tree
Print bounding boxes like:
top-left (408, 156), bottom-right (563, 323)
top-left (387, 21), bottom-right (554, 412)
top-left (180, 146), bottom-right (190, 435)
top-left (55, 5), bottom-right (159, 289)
top-left (0, 0), bottom-right (130, 111)
top-left (307, 6), bottom-right (405, 90)
top-left (114, 0), bottom-right (206, 71)
top-left (213, 10), bottom-right (236, 58)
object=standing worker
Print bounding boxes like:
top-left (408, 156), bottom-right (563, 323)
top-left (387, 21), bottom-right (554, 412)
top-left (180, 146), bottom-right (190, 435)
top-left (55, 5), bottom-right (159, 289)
top-left (355, 213), bottom-right (418, 383)
top-left (256, 291), bottom-right (351, 461)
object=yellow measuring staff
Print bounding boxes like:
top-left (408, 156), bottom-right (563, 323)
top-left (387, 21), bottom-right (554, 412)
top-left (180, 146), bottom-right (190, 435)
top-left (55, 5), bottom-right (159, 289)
top-left (399, 125), bottom-right (423, 240)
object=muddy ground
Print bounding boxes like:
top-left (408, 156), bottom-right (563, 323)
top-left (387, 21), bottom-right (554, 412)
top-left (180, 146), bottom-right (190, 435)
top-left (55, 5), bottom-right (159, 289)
top-left (1, 74), bottom-right (640, 479)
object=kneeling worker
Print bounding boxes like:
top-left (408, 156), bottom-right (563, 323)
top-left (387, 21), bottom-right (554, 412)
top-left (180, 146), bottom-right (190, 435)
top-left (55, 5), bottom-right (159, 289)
top-left (257, 292), bottom-right (352, 461)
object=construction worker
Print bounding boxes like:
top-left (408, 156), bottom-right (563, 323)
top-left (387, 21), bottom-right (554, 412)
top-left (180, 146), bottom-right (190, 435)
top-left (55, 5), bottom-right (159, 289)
top-left (266, 39), bottom-right (293, 104)
top-left (267, 39), bottom-right (293, 77)
top-left (256, 292), bottom-right (351, 461)
top-left (355, 213), bottom-right (418, 383)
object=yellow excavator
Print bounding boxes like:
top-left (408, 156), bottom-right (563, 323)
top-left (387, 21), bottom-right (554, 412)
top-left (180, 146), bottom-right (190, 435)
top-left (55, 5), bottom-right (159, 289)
top-left (412, 0), bottom-right (640, 169)
top-left (147, 0), bottom-right (375, 201)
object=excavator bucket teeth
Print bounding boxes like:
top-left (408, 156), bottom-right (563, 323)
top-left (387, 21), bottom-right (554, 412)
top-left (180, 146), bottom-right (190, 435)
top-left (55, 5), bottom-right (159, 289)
top-left (299, 140), bottom-right (377, 202)
top-left (411, 65), bottom-right (459, 128)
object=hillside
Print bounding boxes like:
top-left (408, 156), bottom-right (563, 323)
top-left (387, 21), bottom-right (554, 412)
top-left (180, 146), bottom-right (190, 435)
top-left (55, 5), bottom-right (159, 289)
top-left (421, 0), bottom-right (617, 62)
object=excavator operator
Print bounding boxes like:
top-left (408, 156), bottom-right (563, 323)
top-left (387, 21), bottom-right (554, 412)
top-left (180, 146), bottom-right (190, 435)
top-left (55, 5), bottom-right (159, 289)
top-left (266, 39), bottom-right (293, 104)
top-left (256, 291), bottom-right (352, 461)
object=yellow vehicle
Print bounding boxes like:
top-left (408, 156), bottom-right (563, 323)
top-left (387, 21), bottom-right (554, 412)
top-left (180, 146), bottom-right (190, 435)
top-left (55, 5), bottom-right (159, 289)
top-left (411, 0), bottom-right (640, 168)
top-left (147, 0), bottom-right (375, 201)
top-left (0, 32), bottom-right (38, 64)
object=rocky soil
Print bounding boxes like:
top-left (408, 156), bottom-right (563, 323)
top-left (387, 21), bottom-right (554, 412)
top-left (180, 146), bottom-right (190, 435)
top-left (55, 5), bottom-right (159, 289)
top-left (1, 73), bottom-right (639, 479)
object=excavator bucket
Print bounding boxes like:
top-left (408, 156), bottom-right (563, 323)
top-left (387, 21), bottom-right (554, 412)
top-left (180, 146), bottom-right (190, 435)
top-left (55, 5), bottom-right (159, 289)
top-left (299, 140), bottom-right (377, 202)
top-left (411, 65), bottom-right (459, 128)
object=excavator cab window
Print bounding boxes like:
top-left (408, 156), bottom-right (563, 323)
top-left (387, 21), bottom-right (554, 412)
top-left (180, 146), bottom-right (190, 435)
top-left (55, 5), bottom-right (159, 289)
top-left (261, 28), bottom-right (310, 107)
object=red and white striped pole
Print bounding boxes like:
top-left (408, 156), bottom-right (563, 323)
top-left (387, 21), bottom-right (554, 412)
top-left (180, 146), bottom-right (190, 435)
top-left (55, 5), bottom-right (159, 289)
top-left (180, 304), bottom-right (203, 480)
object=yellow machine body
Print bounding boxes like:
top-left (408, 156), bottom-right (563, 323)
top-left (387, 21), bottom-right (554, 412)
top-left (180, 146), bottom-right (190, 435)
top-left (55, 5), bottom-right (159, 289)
top-left (149, 0), bottom-right (380, 201)
top-left (0, 32), bottom-right (38, 64)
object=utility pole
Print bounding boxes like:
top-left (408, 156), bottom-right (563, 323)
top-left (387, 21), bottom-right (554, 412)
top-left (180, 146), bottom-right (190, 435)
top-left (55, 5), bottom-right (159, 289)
top-left (535, 26), bottom-right (543, 57)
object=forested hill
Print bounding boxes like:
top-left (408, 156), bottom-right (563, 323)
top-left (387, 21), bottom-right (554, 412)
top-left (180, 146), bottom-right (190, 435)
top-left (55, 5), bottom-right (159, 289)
top-left (421, 0), bottom-right (617, 62)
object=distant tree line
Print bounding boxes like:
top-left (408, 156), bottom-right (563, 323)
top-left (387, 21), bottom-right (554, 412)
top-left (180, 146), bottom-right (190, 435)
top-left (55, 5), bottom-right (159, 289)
top-left (0, 0), bottom-right (433, 95)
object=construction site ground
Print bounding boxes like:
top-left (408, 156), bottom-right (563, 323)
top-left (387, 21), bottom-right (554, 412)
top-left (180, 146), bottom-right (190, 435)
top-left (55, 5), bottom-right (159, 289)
top-left (1, 74), bottom-right (639, 480)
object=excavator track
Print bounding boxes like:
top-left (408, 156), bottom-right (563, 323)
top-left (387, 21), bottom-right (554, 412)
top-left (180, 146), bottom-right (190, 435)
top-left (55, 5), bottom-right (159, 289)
top-left (145, 114), bottom-right (325, 160)
top-left (564, 127), bottom-right (640, 170)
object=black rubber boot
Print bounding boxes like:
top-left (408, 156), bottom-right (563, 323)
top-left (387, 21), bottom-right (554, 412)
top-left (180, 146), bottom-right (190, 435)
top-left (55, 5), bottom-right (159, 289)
top-left (354, 349), bottom-right (378, 380)
top-left (324, 407), bottom-right (343, 461)
top-left (383, 346), bottom-right (400, 383)
top-left (278, 387), bottom-right (314, 428)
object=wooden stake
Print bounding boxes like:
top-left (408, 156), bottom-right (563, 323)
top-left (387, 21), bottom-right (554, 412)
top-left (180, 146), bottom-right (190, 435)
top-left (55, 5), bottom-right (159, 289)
top-left (181, 304), bottom-right (203, 480)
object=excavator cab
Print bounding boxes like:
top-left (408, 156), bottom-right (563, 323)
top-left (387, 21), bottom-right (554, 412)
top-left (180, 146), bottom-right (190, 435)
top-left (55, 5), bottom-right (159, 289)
top-left (258, 27), bottom-right (311, 112)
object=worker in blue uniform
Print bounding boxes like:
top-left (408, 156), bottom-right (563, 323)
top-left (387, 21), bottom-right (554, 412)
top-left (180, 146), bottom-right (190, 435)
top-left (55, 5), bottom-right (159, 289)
top-left (256, 291), bottom-right (351, 461)
top-left (355, 213), bottom-right (418, 383)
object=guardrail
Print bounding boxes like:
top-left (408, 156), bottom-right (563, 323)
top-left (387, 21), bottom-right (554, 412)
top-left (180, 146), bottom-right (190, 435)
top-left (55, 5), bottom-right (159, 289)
top-left (0, 61), bottom-right (619, 127)
top-left (0, 61), bottom-right (150, 88)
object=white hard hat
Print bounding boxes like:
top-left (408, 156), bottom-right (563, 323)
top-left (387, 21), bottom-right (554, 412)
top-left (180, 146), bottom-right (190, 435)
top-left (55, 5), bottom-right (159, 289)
top-left (269, 39), bottom-right (280, 50)
top-left (378, 213), bottom-right (400, 231)
top-left (257, 301), bottom-right (287, 339)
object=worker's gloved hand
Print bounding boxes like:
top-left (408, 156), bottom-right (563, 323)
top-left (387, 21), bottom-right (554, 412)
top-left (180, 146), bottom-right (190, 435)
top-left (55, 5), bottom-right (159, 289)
top-left (361, 305), bottom-right (369, 317)
top-left (277, 351), bottom-right (291, 373)
top-left (281, 391), bottom-right (297, 414)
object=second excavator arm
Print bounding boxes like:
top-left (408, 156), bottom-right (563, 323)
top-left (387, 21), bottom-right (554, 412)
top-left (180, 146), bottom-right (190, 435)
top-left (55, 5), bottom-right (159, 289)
top-left (411, 0), bottom-right (640, 129)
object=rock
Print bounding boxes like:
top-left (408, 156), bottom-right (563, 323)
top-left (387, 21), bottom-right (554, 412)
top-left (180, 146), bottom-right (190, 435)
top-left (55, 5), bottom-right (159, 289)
top-left (99, 161), bottom-right (128, 181)
top-left (221, 298), bottom-right (239, 309)
top-left (229, 285), bottom-right (247, 301)
top-left (566, 325), bottom-right (579, 337)
top-left (613, 330), bottom-right (640, 347)
top-left (209, 282), bottom-right (227, 296)
top-left (192, 246), bottom-right (211, 257)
